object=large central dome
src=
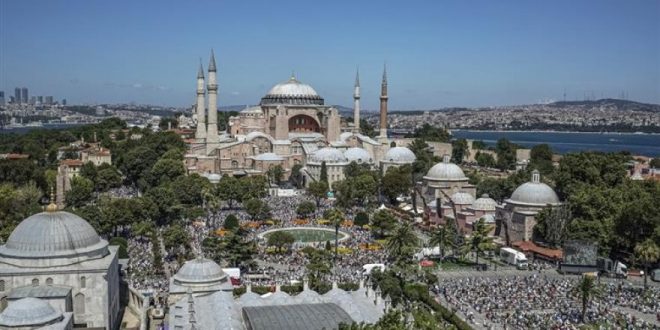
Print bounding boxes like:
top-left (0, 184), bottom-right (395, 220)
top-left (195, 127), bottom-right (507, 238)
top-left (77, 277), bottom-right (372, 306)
top-left (0, 210), bottom-right (109, 267)
top-left (260, 76), bottom-right (324, 105)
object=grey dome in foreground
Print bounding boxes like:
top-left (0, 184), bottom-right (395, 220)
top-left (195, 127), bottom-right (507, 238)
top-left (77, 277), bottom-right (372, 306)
top-left (424, 155), bottom-right (467, 181)
top-left (383, 147), bottom-right (416, 163)
top-left (0, 210), bottom-right (108, 261)
top-left (173, 257), bottom-right (227, 285)
top-left (344, 147), bottom-right (372, 163)
top-left (0, 297), bottom-right (62, 327)
top-left (507, 170), bottom-right (560, 206)
top-left (471, 194), bottom-right (497, 211)
top-left (450, 192), bottom-right (475, 205)
top-left (261, 76), bottom-right (324, 105)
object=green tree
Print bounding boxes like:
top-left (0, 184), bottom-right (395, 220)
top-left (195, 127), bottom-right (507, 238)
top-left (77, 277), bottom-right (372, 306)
top-left (405, 123), bottom-right (451, 142)
top-left (224, 214), bottom-right (240, 231)
top-left (172, 174), bottom-right (210, 206)
top-left (150, 158), bottom-right (185, 186)
top-left (65, 176), bottom-right (94, 208)
top-left (216, 175), bottom-right (241, 209)
top-left (533, 204), bottom-right (572, 248)
top-left (305, 248), bottom-right (333, 288)
top-left (120, 146), bottom-right (158, 187)
top-left (451, 138), bottom-right (469, 164)
top-left (162, 224), bottom-right (190, 251)
top-left (381, 165), bottom-right (412, 204)
top-left (471, 140), bottom-right (488, 150)
top-left (244, 198), bottom-right (269, 220)
top-left (429, 226), bottom-right (452, 259)
top-left (320, 161), bottom-right (328, 184)
top-left (158, 117), bottom-right (178, 130)
top-left (650, 158), bottom-right (660, 168)
top-left (266, 165), bottom-right (284, 185)
top-left (289, 164), bottom-right (304, 188)
top-left (371, 209), bottom-right (397, 238)
top-left (475, 151), bottom-right (496, 168)
top-left (307, 181), bottom-right (328, 207)
top-left (465, 218), bottom-right (495, 267)
top-left (529, 144), bottom-right (554, 174)
top-left (239, 176), bottom-right (268, 201)
top-left (266, 231), bottom-right (295, 253)
top-left (325, 207), bottom-right (345, 259)
top-left (95, 166), bottom-right (122, 192)
top-left (145, 186), bottom-right (180, 226)
top-left (634, 239), bottom-right (660, 290)
top-left (296, 201), bottom-right (316, 219)
top-left (80, 162), bottom-right (97, 182)
top-left (354, 211), bottom-right (369, 227)
top-left (574, 275), bottom-right (601, 322)
top-left (386, 223), bottom-right (419, 266)
top-left (495, 138), bottom-right (517, 170)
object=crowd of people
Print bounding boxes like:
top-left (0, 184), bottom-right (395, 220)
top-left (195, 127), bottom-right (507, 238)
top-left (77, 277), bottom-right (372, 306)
top-left (126, 238), bottom-right (167, 292)
top-left (438, 274), bottom-right (660, 329)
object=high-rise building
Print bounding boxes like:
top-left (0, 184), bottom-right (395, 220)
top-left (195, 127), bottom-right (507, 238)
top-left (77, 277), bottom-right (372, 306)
top-left (21, 87), bottom-right (28, 104)
top-left (37, 96), bottom-right (44, 104)
top-left (29, 96), bottom-right (36, 105)
top-left (62, 98), bottom-right (67, 106)
top-left (14, 88), bottom-right (21, 104)
top-left (45, 96), bottom-right (54, 105)
top-left (0, 91), bottom-right (5, 105)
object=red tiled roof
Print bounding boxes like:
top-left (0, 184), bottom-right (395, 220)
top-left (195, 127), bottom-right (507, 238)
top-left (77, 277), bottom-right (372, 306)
top-left (513, 241), bottom-right (563, 260)
top-left (61, 159), bottom-right (83, 166)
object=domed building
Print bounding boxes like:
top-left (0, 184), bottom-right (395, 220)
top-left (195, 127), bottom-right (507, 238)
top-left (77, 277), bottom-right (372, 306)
top-left (168, 257), bottom-right (233, 305)
top-left (305, 147), bottom-right (350, 188)
top-left (0, 297), bottom-right (73, 329)
top-left (380, 147), bottom-right (416, 173)
top-left (497, 170), bottom-right (561, 242)
top-left (0, 202), bottom-right (120, 329)
top-left (344, 147), bottom-right (373, 164)
top-left (422, 154), bottom-right (475, 200)
top-left (184, 53), bottom-right (395, 184)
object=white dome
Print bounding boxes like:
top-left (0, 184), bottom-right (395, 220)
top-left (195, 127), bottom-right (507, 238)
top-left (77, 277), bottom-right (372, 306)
top-left (309, 147), bottom-right (347, 164)
top-left (450, 192), bottom-right (475, 205)
top-left (261, 76), bottom-right (324, 105)
top-left (0, 210), bottom-right (108, 264)
top-left (205, 173), bottom-right (221, 184)
top-left (173, 257), bottom-right (227, 285)
top-left (0, 298), bottom-right (62, 327)
top-left (507, 170), bottom-right (560, 206)
top-left (344, 147), bottom-right (372, 163)
top-left (383, 147), bottom-right (416, 163)
top-left (471, 194), bottom-right (497, 211)
top-left (424, 155), bottom-right (467, 181)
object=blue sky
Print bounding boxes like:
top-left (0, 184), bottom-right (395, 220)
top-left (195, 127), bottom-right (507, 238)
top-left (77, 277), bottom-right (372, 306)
top-left (1, 0), bottom-right (658, 109)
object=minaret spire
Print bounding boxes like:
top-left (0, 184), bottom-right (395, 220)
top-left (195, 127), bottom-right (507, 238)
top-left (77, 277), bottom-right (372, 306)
top-left (353, 68), bottom-right (361, 133)
top-left (206, 49), bottom-right (219, 147)
top-left (379, 63), bottom-right (389, 139)
top-left (195, 60), bottom-right (207, 141)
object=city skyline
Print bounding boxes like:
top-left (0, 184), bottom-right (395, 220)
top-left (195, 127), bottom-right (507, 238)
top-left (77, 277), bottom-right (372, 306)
top-left (1, 0), bottom-right (658, 109)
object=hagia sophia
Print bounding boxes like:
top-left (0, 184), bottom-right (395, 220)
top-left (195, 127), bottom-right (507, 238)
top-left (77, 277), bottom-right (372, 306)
top-left (0, 51), bottom-right (565, 330)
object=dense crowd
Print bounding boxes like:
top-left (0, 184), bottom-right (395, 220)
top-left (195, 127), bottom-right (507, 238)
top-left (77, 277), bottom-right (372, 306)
top-left (438, 275), bottom-right (660, 329)
top-left (126, 238), bottom-right (167, 292)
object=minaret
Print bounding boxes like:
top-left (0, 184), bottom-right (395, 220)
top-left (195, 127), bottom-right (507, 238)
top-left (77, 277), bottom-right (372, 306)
top-left (379, 64), bottom-right (388, 139)
top-left (206, 49), bottom-right (219, 145)
top-left (195, 62), bottom-right (207, 141)
top-left (353, 68), bottom-right (361, 133)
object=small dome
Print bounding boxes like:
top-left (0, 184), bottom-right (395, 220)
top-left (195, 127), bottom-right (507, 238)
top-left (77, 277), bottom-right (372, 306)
top-left (253, 152), bottom-right (283, 161)
top-left (245, 131), bottom-right (273, 142)
top-left (261, 76), bottom-right (324, 105)
top-left (424, 155), bottom-right (467, 181)
top-left (205, 173), bottom-right (221, 184)
top-left (471, 194), bottom-right (497, 211)
top-left (344, 147), bottom-right (372, 163)
top-left (308, 147), bottom-right (347, 164)
top-left (508, 170), bottom-right (560, 206)
top-left (0, 210), bottom-right (107, 262)
top-left (173, 257), bottom-right (227, 285)
top-left (480, 214), bottom-right (496, 224)
top-left (383, 147), bottom-right (416, 163)
top-left (0, 298), bottom-right (62, 327)
top-left (450, 192), bottom-right (475, 205)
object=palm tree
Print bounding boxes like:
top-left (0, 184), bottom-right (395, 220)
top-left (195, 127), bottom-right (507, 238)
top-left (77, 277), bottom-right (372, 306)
top-left (574, 275), bottom-right (601, 323)
top-left (634, 239), bottom-right (660, 290)
top-left (429, 226), bottom-right (452, 259)
top-left (466, 218), bottom-right (496, 267)
top-left (325, 207), bottom-right (345, 260)
top-left (386, 223), bottom-right (419, 266)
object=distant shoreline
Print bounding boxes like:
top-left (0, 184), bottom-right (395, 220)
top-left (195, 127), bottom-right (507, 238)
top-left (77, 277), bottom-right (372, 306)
top-left (450, 129), bottom-right (660, 136)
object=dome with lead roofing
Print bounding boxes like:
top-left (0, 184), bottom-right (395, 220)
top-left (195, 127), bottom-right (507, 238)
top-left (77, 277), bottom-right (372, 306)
top-left (424, 155), bottom-right (467, 181)
top-left (0, 298), bottom-right (62, 327)
top-left (383, 147), bottom-right (416, 164)
top-left (173, 257), bottom-right (228, 285)
top-left (344, 147), bottom-right (372, 163)
top-left (507, 170), bottom-right (560, 206)
top-left (308, 147), bottom-right (348, 164)
top-left (471, 194), bottom-right (497, 211)
top-left (261, 76), bottom-right (324, 105)
top-left (450, 192), bottom-right (475, 205)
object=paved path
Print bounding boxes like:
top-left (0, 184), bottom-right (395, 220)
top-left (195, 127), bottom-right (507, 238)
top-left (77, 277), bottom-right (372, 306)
top-left (157, 234), bottom-right (171, 279)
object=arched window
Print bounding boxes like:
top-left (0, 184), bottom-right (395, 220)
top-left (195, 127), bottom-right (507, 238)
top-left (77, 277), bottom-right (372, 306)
top-left (32, 279), bottom-right (39, 287)
top-left (46, 278), bottom-right (53, 285)
top-left (0, 280), bottom-right (4, 291)
top-left (231, 160), bottom-right (239, 168)
top-left (80, 276), bottom-right (86, 288)
top-left (74, 293), bottom-right (85, 314)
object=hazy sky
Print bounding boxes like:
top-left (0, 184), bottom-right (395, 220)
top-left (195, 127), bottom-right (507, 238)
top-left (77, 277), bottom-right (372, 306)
top-left (1, 0), bottom-right (658, 109)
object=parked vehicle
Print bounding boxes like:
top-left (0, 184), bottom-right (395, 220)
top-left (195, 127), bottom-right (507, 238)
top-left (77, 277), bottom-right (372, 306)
top-left (500, 247), bottom-right (528, 270)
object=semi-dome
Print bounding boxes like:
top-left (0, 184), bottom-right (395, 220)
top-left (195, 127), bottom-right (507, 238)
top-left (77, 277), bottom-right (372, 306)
top-left (260, 76), bottom-right (324, 105)
top-left (507, 170), bottom-right (560, 206)
top-left (383, 147), bottom-right (416, 164)
top-left (0, 209), bottom-right (108, 264)
top-left (308, 147), bottom-right (348, 164)
top-left (471, 194), bottom-right (497, 211)
top-left (173, 257), bottom-right (227, 285)
top-left (344, 147), bottom-right (372, 163)
top-left (0, 297), bottom-right (62, 327)
top-left (253, 152), bottom-right (284, 161)
top-left (450, 192), bottom-right (475, 205)
top-left (424, 155), bottom-right (467, 181)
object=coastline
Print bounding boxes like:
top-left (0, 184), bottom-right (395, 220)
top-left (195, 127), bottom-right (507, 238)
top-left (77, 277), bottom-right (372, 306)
top-left (451, 129), bottom-right (660, 135)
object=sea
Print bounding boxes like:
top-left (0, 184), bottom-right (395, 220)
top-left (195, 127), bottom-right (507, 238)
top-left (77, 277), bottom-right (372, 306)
top-left (451, 130), bottom-right (660, 157)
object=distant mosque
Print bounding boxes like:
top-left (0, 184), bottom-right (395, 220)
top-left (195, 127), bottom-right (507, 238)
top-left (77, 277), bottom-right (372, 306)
top-left (184, 50), bottom-right (415, 187)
